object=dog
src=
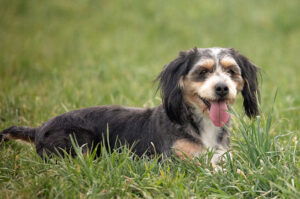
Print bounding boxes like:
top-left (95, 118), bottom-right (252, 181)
top-left (0, 47), bottom-right (259, 165)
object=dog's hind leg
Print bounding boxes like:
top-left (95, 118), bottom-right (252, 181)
top-left (0, 126), bottom-right (36, 143)
top-left (35, 128), bottom-right (97, 159)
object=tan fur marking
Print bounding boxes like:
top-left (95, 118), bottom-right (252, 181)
top-left (4, 134), bottom-right (13, 140)
top-left (198, 59), bottom-right (214, 69)
top-left (220, 57), bottom-right (237, 68)
top-left (4, 133), bottom-right (33, 143)
top-left (236, 78), bottom-right (244, 91)
top-left (181, 77), bottom-right (209, 115)
top-left (172, 139), bottom-right (203, 159)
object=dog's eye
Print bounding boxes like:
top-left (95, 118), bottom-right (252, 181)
top-left (228, 69), bottom-right (236, 76)
top-left (199, 69), bottom-right (209, 76)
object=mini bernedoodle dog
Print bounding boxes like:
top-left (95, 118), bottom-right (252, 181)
top-left (0, 47), bottom-right (259, 165)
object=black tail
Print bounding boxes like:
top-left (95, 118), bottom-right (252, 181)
top-left (0, 126), bottom-right (36, 143)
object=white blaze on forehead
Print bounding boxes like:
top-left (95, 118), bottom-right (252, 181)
top-left (209, 47), bottom-right (223, 56)
top-left (196, 47), bottom-right (226, 58)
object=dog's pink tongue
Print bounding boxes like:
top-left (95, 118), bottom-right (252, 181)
top-left (209, 102), bottom-right (230, 127)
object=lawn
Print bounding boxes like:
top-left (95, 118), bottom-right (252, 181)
top-left (0, 0), bottom-right (299, 198)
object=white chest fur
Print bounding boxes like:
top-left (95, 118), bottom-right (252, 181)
top-left (188, 105), bottom-right (222, 150)
top-left (172, 117), bottom-right (228, 165)
top-left (175, 105), bottom-right (229, 165)
top-left (200, 117), bottom-right (220, 149)
top-left (200, 117), bottom-right (229, 165)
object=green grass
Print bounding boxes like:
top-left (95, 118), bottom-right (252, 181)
top-left (0, 0), bottom-right (299, 198)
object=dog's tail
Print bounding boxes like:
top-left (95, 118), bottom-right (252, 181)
top-left (0, 126), bottom-right (37, 143)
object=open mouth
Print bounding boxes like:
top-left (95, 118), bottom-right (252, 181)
top-left (198, 96), bottom-right (211, 109)
top-left (198, 96), bottom-right (230, 127)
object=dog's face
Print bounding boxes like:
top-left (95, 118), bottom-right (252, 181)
top-left (181, 48), bottom-right (244, 116)
top-left (158, 47), bottom-right (259, 125)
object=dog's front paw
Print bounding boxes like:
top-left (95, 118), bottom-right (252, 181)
top-left (211, 149), bottom-right (231, 166)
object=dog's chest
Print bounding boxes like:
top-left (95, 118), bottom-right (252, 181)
top-left (199, 118), bottom-right (220, 149)
top-left (189, 109), bottom-right (221, 149)
top-left (171, 119), bottom-right (222, 159)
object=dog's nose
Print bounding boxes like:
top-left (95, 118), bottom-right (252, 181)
top-left (215, 83), bottom-right (229, 98)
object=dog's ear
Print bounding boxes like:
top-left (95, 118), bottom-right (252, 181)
top-left (157, 49), bottom-right (197, 124)
top-left (232, 49), bottom-right (260, 118)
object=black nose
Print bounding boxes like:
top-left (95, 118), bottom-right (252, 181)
top-left (215, 83), bottom-right (229, 98)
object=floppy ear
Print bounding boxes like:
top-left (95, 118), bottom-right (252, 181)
top-left (232, 50), bottom-right (260, 118)
top-left (157, 49), bottom-right (197, 124)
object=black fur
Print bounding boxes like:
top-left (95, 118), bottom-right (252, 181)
top-left (157, 48), bottom-right (198, 124)
top-left (231, 49), bottom-right (260, 117)
top-left (2, 106), bottom-right (183, 158)
top-left (0, 47), bottom-right (260, 159)
top-left (0, 126), bottom-right (36, 142)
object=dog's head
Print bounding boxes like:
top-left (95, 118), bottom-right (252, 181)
top-left (157, 47), bottom-right (259, 126)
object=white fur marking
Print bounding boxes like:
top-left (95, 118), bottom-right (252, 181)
top-left (200, 118), bottom-right (229, 165)
top-left (183, 106), bottom-right (229, 165)
top-left (209, 47), bottom-right (223, 57)
top-left (197, 70), bottom-right (237, 100)
top-left (200, 117), bottom-right (220, 149)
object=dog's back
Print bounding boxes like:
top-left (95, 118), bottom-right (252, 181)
top-left (1, 105), bottom-right (176, 158)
